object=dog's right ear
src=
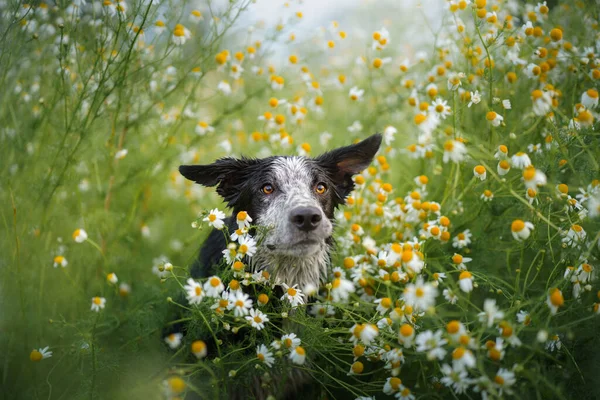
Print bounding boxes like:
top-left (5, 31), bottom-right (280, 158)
top-left (179, 157), bottom-right (259, 205)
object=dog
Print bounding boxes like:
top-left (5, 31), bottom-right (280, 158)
top-left (177, 133), bottom-right (382, 399)
top-left (179, 133), bottom-right (382, 289)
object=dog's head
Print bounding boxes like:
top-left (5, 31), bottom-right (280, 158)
top-left (179, 134), bottom-right (382, 259)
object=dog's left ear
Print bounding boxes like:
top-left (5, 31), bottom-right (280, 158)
top-left (179, 157), bottom-right (259, 206)
top-left (315, 133), bottom-right (382, 200)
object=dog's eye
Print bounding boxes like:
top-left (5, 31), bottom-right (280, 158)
top-left (262, 184), bottom-right (274, 195)
top-left (315, 183), bottom-right (327, 194)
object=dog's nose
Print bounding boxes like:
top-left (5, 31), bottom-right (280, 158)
top-left (290, 207), bottom-right (322, 232)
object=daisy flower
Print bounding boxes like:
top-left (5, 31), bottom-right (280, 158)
top-left (203, 208), bottom-right (226, 230)
top-left (561, 224), bottom-right (586, 248)
top-left (473, 165), bottom-right (486, 180)
top-left (452, 346), bottom-right (476, 370)
top-left (443, 288), bottom-right (458, 304)
top-left (374, 297), bottom-right (393, 314)
top-left (415, 330), bottom-right (448, 360)
top-left (452, 229), bottom-right (472, 249)
top-left (228, 291), bottom-right (253, 317)
top-left (164, 333), bottom-right (183, 349)
top-left (546, 288), bottom-right (564, 315)
top-left (236, 211), bottom-right (252, 230)
top-left (522, 166), bottom-right (547, 189)
top-left (511, 152), bottom-right (532, 169)
top-left (349, 86), bottom-right (364, 101)
top-left (195, 121), bottom-right (215, 136)
top-left (280, 284), bottom-right (305, 307)
top-left (497, 160), bottom-right (511, 176)
top-left (184, 278), bottom-right (205, 305)
top-left (246, 308), bottom-right (269, 330)
top-left (30, 346), bottom-right (52, 361)
top-left (511, 220), bottom-right (534, 241)
top-left (256, 344), bottom-right (274, 367)
top-left (204, 276), bottom-right (225, 298)
top-left (494, 145), bottom-right (508, 159)
top-left (330, 277), bottom-right (355, 303)
top-left (289, 346), bottom-right (306, 365)
top-left (581, 88), bottom-right (599, 109)
top-left (91, 296), bottom-right (106, 312)
top-left (402, 277), bottom-right (438, 311)
top-left (72, 229), bottom-right (88, 243)
top-left (237, 235), bottom-right (257, 258)
top-left (443, 140), bottom-right (467, 163)
top-left (430, 98), bottom-right (451, 119)
top-left (281, 333), bottom-right (301, 349)
top-left (398, 324), bottom-right (415, 348)
top-left (172, 24), bottom-right (191, 45)
top-left (468, 90), bottom-right (481, 107)
top-left (486, 111), bottom-right (504, 127)
top-left (383, 377), bottom-right (405, 395)
top-left (458, 271), bottom-right (474, 293)
top-left (451, 253), bottom-right (472, 270)
top-left (191, 340), bottom-right (207, 359)
top-left (53, 255), bottom-right (68, 268)
top-left (478, 299), bottom-right (505, 328)
top-left (106, 272), bottom-right (118, 284)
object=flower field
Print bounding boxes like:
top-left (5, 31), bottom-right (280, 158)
top-left (1, 0), bottom-right (600, 399)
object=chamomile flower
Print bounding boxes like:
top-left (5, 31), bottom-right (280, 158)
top-left (72, 229), bottom-right (88, 243)
top-left (184, 278), bottom-right (205, 305)
top-left (481, 190), bottom-right (494, 201)
top-left (191, 340), bottom-right (207, 359)
top-left (478, 299), bottom-right (505, 328)
top-left (443, 288), bottom-right (458, 304)
top-left (398, 323), bottom-right (415, 347)
top-left (546, 288), bottom-right (564, 315)
top-left (164, 333), bottom-right (183, 349)
top-left (458, 271), bottom-right (474, 293)
top-left (416, 330), bottom-right (448, 360)
top-left (561, 224), bottom-right (586, 248)
top-left (53, 255), bottom-right (68, 268)
top-left (280, 284), bottom-right (305, 307)
top-left (522, 166), bottom-right (547, 189)
top-left (374, 297), bottom-right (393, 314)
top-left (289, 346), bottom-right (306, 365)
top-left (473, 165), bottom-right (486, 180)
top-left (30, 346), bottom-right (52, 361)
top-left (468, 90), bottom-right (481, 107)
top-left (246, 308), bottom-right (269, 330)
top-left (486, 111), bottom-right (504, 127)
top-left (256, 344), bottom-right (274, 367)
top-left (330, 277), bottom-right (355, 302)
top-left (511, 220), bottom-right (534, 241)
top-left (91, 296), bottom-right (106, 312)
top-left (497, 160), bottom-right (511, 176)
top-left (452, 230), bottom-right (472, 249)
top-left (281, 333), bottom-right (301, 350)
top-left (430, 98), bottom-right (451, 119)
top-left (402, 277), bottom-right (438, 311)
top-left (452, 346), bottom-right (476, 370)
top-left (203, 208), bottom-right (226, 230)
top-left (581, 88), bottom-right (599, 108)
top-left (443, 140), bottom-right (467, 163)
top-left (236, 211), bottom-right (252, 230)
top-left (172, 24), bottom-right (191, 46)
top-left (383, 377), bottom-right (405, 395)
top-left (106, 272), bottom-right (118, 284)
top-left (349, 86), bottom-right (364, 101)
top-left (195, 121), bottom-right (215, 136)
top-left (237, 235), bottom-right (257, 258)
top-left (204, 276), bottom-right (225, 298)
top-left (511, 152), bottom-right (532, 169)
top-left (228, 291), bottom-right (253, 317)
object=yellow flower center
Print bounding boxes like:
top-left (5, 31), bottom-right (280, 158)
top-left (459, 271), bottom-right (472, 280)
top-left (399, 324), bottom-right (414, 337)
top-left (210, 277), bottom-right (221, 287)
top-left (511, 220), bottom-right (525, 232)
top-left (195, 287), bottom-right (202, 296)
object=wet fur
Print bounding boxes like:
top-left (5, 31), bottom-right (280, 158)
top-left (179, 134), bottom-right (382, 399)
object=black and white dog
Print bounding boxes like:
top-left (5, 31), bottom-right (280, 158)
top-left (179, 133), bottom-right (382, 290)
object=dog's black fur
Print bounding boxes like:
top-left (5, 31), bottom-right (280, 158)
top-left (174, 134), bottom-right (383, 399)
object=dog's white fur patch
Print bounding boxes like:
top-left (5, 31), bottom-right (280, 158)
top-left (252, 157), bottom-right (332, 289)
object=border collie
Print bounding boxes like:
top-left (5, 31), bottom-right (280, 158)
top-left (179, 133), bottom-right (382, 290)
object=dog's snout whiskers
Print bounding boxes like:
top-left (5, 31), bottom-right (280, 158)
top-left (290, 206), bottom-right (322, 232)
